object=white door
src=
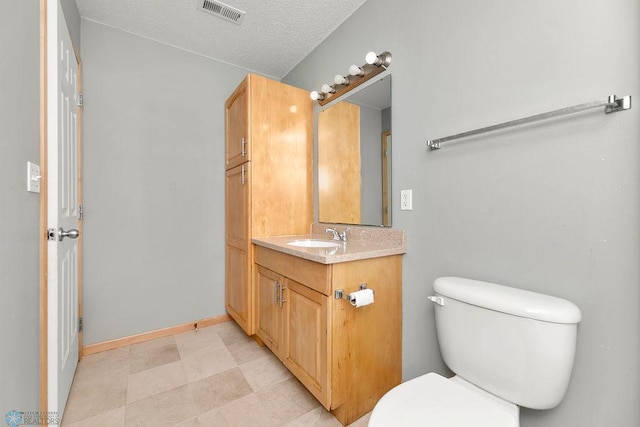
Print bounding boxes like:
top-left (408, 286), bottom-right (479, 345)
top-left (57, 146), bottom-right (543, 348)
top-left (47, 0), bottom-right (80, 417)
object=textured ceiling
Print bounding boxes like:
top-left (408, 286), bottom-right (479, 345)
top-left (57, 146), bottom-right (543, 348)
top-left (75, 0), bottom-right (368, 79)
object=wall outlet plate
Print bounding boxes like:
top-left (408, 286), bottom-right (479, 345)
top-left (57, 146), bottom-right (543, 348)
top-left (400, 189), bottom-right (412, 210)
top-left (27, 161), bottom-right (41, 193)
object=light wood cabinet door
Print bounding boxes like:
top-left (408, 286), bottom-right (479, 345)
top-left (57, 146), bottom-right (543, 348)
top-left (225, 164), bottom-right (250, 244)
top-left (225, 82), bottom-right (248, 170)
top-left (283, 279), bottom-right (330, 409)
top-left (225, 164), bottom-right (252, 334)
top-left (255, 265), bottom-right (283, 359)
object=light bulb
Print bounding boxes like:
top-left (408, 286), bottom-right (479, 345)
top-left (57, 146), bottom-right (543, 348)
top-left (334, 74), bottom-right (349, 85)
top-left (365, 51), bottom-right (379, 65)
top-left (349, 64), bottom-right (365, 76)
top-left (321, 84), bottom-right (336, 94)
top-left (365, 51), bottom-right (392, 68)
top-left (310, 91), bottom-right (324, 101)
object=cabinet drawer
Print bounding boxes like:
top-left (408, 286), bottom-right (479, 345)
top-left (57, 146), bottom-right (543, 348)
top-left (254, 246), bottom-right (331, 296)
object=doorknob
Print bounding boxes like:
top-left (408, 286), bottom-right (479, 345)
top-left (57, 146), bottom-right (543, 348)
top-left (58, 227), bottom-right (80, 241)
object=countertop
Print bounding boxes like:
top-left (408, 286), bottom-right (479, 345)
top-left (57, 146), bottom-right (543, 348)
top-left (252, 227), bottom-right (406, 264)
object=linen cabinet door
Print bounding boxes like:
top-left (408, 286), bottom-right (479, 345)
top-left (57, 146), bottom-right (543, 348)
top-left (225, 163), bottom-right (252, 334)
top-left (255, 265), bottom-right (283, 359)
top-left (225, 80), bottom-right (248, 170)
top-left (283, 279), bottom-right (330, 409)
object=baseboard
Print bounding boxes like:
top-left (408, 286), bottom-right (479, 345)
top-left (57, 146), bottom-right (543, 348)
top-left (82, 314), bottom-right (231, 356)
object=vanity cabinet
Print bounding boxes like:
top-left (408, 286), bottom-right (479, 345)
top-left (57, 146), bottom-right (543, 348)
top-left (225, 74), bottom-right (313, 336)
top-left (257, 264), bottom-right (330, 400)
top-left (254, 245), bottom-right (402, 425)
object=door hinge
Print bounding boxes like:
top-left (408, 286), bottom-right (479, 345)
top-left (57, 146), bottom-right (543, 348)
top-left (79, 317), bottom-right (83, 332)
top-left (79, 204), bottom-right (83, 220)
top-left (77, 92), bottom-right (83, 107)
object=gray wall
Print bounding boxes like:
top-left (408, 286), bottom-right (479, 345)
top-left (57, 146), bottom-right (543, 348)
top-left (0, 0), bottom-right (41, 417)
top-left (81, 20), bottom-right (248, 344)
top-left (284, 0), bottom-right (639, 426)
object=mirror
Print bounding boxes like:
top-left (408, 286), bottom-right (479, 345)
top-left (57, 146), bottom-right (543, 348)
top-left (317, 74), bottom-right (392, 226)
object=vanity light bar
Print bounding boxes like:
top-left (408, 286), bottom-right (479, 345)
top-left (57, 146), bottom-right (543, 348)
top-left (310, 51), bottom-right (392, 106)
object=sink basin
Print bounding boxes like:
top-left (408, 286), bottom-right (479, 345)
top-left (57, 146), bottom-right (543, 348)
top-left (287, 239), bottom-right (341, 248)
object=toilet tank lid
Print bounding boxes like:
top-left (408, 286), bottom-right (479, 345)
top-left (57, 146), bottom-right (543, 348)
top-left (434, 277), bottom-right (582, 324)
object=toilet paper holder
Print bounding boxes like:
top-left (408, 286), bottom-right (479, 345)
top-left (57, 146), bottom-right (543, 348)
top-left (334, 284), bottom-right (375, 302)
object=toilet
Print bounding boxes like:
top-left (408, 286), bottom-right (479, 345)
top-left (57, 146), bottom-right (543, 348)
top-left (369, 276), bottom-right (582, 426)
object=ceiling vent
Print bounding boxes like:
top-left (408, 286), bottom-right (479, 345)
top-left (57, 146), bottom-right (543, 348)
top-left (197, 0), bottom-right (246, 25)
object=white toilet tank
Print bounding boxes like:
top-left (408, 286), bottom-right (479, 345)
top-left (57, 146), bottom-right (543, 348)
top-left (432, 277), bottom-right (582, 410)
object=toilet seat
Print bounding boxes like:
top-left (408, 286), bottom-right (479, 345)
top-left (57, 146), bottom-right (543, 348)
top-left (368, 373), bottom-right (519, 427)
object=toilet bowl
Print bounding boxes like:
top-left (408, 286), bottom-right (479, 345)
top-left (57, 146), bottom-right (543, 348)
top-left (368, 277), bottom-right (581, 427)
top-left (369, 373), bottom-right (518, 427)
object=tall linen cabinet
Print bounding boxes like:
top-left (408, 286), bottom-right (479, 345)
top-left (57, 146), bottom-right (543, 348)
top-left (225, 74), bottom-right (313, 335)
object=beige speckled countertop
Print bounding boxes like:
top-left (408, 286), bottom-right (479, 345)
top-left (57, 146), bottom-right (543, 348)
top-left (252, 225), bottom-right (406, 264)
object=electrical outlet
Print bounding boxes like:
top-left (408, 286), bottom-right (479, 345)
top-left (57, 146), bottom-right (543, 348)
top-left (400, 189), bottom-right (412, 210)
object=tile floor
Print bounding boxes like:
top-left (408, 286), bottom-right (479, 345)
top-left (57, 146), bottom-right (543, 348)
top-left (62, 321), bottom-right (371, 426)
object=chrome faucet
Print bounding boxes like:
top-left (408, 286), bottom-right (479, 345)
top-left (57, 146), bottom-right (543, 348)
top-left (325, 227), bottom-right (350, 242)
top-left (325, 228), bottom-right (340, 240)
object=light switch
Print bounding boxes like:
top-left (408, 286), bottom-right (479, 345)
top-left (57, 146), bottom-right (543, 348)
top-left (27, 161), bottom-right (41, 193)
